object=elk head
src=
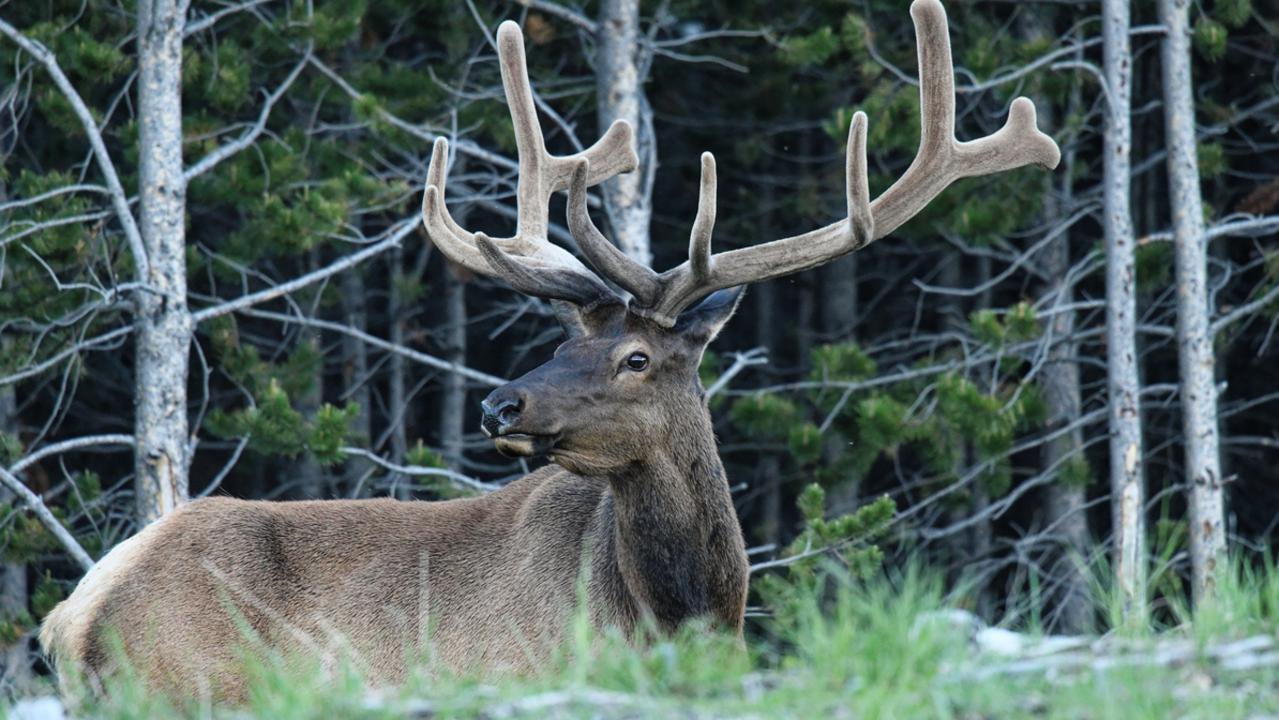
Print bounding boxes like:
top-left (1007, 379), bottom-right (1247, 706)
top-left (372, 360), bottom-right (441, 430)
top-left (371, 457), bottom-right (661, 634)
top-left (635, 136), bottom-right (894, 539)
top-left (422, 0), bottom-right (1060, 474)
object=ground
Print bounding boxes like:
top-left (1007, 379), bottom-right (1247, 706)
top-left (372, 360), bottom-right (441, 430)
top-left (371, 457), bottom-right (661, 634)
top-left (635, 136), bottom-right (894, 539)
top-left (5, 562), bottom-right (1279, 719)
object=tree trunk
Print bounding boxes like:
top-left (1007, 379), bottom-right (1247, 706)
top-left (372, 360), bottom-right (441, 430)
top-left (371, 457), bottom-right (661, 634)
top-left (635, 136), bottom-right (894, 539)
top-left (756, 280), bottom-right (782, 545)
top-left (440, 265), bottom-right (468, 472)
top-left (1020, 16), bottom-right (1091, 632)
top-left (970, 254), bottom-right (995, 620)
top-left (134, 0), bottom-right (191, 524)
top-left (1104, 0), bottom-right (1147, 623)
top-left (596, 0), bottom-right (652, 265)
top-left (0, 386), bottom-right (30, 690)
top-left (821, 243), bottom-right (859, 513)
top-left (1159, 0), bottom-right (1225, 603)
top-left (1040, 130), bottom-right (1092, 634)
top-left (341, 266), bottom-right (374, 495)
top-left (387, 247), bottom-right (410, 472)
top-left (821, 254), bottom-right (858, 340)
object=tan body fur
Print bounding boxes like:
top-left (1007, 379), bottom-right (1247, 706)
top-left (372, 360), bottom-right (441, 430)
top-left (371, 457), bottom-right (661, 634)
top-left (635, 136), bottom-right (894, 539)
top-left (40, 446), bottom-right (748, 701)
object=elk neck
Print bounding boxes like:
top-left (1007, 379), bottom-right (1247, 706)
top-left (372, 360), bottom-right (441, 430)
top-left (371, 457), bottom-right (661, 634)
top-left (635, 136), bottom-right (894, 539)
top-left (597, 397), bottom-right (747, 630)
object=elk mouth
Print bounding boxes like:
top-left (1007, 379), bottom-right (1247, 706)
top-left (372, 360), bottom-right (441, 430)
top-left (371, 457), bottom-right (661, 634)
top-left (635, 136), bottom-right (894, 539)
top-left (491, 432), bottom-right (559, 458)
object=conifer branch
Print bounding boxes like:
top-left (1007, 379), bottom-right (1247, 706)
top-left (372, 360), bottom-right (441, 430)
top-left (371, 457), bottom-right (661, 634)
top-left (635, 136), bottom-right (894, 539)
top-left (0, 18), bottom-right (150, 281)
top-left (184, 47), bottom-right (312, 182)
top-left (0, 465), bottom-right (94, 571)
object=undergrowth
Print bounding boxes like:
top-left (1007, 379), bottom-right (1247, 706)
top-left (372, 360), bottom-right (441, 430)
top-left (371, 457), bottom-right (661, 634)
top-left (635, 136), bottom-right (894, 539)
top-left (5, 558), bottom-right (1279, 719)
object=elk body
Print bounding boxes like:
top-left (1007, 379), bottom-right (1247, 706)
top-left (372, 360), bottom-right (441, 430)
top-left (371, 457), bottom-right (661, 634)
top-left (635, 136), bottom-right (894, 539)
top-left (39, 0), bottom-right (1058, 702)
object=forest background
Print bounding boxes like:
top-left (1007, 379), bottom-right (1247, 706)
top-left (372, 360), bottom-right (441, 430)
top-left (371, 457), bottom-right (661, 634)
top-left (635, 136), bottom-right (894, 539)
top-left (1, 0), bottom-right (1278, 700)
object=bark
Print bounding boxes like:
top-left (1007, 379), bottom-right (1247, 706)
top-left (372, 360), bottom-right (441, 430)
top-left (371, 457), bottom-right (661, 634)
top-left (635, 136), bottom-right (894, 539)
top-left (595, 0), bottom-right (652, 265)
top-left (291, 251), bottom-right (327, 499)
top-left (1040, 159), bottom-right (1092, 633)
top-left (821, 227), bottom-right (859, 512)
top-left (0, 386), bottom-right (30, 690)
top-left (755, 183), bottom-right (781, 544)
top-left (1103, 0), bottom-right (1147, 622)
top-left (821, 254), bottom-right (858, 340)
top-left (969, 254), bottom-right (995, 621)
top-left (340, 266), bottom-right (374, 495)
top-left (756, 279), bottom-right (782, 545)
top-left (796, 277), bottom-right (815, 373)
top-left (134, 0), bottom-right (192, 524)
top-left (1159, 0), bottom-right (1225, 603)
top-left (293, 341), bottom-right (325, 498)
top-left (387, 247), bottom-right (410, 471)
top-left (440, 265), bottom-right (468, 470)
top-left (1028, 21), bottom-right (1091, 632)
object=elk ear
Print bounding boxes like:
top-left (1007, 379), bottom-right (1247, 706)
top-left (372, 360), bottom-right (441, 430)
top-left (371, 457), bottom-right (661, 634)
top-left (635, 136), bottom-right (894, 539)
top-left (674, 286), bottom-right (744, 346)
top-left (550, 301), bottom-right (590, 339)
top-left (551, 300), bottom-right (623, 339)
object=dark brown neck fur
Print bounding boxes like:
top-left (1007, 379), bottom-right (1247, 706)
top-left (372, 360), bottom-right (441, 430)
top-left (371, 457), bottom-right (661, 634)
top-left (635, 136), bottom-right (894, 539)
top-left (599, 400), bottom-right (748, 631)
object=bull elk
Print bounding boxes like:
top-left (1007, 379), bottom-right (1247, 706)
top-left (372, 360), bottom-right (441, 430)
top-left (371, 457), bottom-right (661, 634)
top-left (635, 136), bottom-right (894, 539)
top-left (40, 0), bottom-right (1058, 701)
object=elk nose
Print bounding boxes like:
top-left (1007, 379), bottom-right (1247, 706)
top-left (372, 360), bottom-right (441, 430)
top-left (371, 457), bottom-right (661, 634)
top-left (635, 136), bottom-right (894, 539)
top-left (480, 392), bottom-right (523, 437)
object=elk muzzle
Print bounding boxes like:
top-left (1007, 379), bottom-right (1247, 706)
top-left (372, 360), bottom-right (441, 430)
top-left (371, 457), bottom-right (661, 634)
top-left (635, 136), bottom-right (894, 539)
top-left (481, 388), bottom-right (556, 457)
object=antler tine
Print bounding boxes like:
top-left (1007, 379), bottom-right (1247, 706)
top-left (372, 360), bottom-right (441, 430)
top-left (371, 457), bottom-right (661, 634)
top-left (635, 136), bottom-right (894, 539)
top-left (689, 153), bottom-right (717, 282)
top-left (421, 20), bottom-right (640, 307)
top-left (867, 0), bottom-right (1060, 238)
top-left (846, 111), bottom-right (873, 249)
top-left (474, 232), bottom-right (617, 310)
top-left (627, 0), bottom-right (1058, 328)
top-left (496, 21), bottom-right (641, 248)
top-left (567, 160), bottom-right (661, 304)
top-left (497, 20), bottom-right (550, 245)
top-left (422, 139), bottom-right (493, 277)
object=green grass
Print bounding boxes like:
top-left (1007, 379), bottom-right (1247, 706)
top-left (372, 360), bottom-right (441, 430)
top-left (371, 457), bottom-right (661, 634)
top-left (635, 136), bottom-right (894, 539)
top-left (7, 559), bottom-right (1279, 719)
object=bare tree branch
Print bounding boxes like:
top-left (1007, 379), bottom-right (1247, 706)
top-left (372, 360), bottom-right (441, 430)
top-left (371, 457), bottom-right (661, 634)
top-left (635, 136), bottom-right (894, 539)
top-left (341, 447), bottom-right (499, 492)
top-left (184, 47), bottom-right (312, 181)
top-left (8, 434), bottom-right (134, 475)
top-left (183, 0), bottom-right (274, 37)
top-left (191, 218), bottom-right (416, 323)
top-left (511, 0), bottom-right (598, 33)
top-left (235, 307), bottom-right (508, 388)
top-left (0, 466), bottom-right (93, 571)
top-left (0, 17), bottom-right (149, 280)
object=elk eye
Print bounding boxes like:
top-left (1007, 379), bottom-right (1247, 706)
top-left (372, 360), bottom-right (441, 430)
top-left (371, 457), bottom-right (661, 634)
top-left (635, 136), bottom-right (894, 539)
top-left (625, 352), bottom-right (650, 372)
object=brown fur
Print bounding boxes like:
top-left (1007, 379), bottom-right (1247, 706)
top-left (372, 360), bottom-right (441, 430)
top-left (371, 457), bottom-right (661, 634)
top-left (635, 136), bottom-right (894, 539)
top-left (39, 298), bottom-right (749, 702)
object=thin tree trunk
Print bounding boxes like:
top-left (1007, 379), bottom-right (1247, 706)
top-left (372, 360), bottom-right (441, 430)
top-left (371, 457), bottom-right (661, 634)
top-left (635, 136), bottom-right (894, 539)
top-left (821, 254), bottom-right (858, 340)
top-left (439, 266), bottom-right (468, 470)
top-left (341, 266), bottom-right (373, 495)
top-left (387, 247), bottom-right (410, 472)
top-left (596, 0), bottom-right (652, 265)
top-left (438, 185), bottom-right (472, 473)
top-left (970, 254), bottom-right (994, 620)
top-left (134, 0), bottom-right (191, 524)
top-left (1012, 14), bottom-right (1092, 631)
top-left (756, 182), bottom-right (780, 545)
top-left (292, 348), bottom-right (325, 498)
top-left (1159, 0), bottom-right (1225, 602)
top-left (1104, 0), bottom-right (1147, 623)
top-left (0, 385), bottom-right (30, 690)
top-left (821, 245), bottom-right (859, 514)
top-left (291, 250), bottom-right (327, 499)
top-left (1038, 100), bottom-right (1092, 634)
top-left (756, 280), bottom-right (781, 545)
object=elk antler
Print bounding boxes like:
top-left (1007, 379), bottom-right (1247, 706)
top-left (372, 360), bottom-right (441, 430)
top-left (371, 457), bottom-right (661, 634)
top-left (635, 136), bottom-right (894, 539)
top-left (421, 20), bottom-right (638, 310)
top-left (569, 0), bottom-right (1061, 326)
